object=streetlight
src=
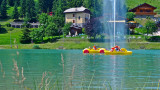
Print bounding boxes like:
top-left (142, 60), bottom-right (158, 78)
top-left (10, 30), bottom-right (12, 48)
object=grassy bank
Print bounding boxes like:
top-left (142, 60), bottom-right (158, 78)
top-left (0, 28), bottom-right (22, 45)
top-left (0, 28), bottom-right (159, 50)
top-left (0, 38), bottom-right (160, 50)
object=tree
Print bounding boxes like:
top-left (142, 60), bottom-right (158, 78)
top-left (83, 0), bottom-right (103, 18)
top-left (126, 12), bottom-right (135, 21)
top-left (20, 28), bottom-right (31, 44)
top-left (25, 0), bottom-right (36, 21)
top-left (0, 0), bottom-right (7, 19)
top-left (38, 13), bottom-right (48, 26)
top-left (85, 19), bottom-right (103, 38)
top-left (145, 20), bottom-right (158, 36)
top-left (33, 13), bottom-right (48, 41)
top-left (7, 0), bottom-right (14, 6)
top-left (46, 22), bottom-right (58, 39)
top-left (62, 22), bottom-right (72, 35)
top-left (38, 0), bottom-right (47, 12)
top-left (0, 0), bottom-right (2, 5)
top-left (20, 0), bottom-right (26, 18)
top-left (12, 1), bottom-right (19, 19)
top-left (31, 26), bottom-right (45, 41)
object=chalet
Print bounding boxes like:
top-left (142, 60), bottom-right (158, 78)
top-left (64, 6), bottom-right (91, 35)
top-left (129, 3), bottom-right (157, 18)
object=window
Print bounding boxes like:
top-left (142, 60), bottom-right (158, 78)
top-left (78, 16), bottom-right (80, 20)
top-left (73, 14), bottom-right (75, 17)
top-left (73, 20), bottom-right (75, 23)
top-left (146, 10), bottom-right (151, 12)
top-left (140, 10), bottom-right (143, 12)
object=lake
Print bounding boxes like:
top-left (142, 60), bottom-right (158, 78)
top-left (0, 49), bottom-right (160, 90)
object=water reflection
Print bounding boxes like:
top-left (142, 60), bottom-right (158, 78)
top-left (0, 50), bottom-right (160, 90)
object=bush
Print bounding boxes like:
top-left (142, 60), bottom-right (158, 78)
top-left (148, 36), bottom-right (160, 42)
top-left (135, 28), bottom-right (147, 34)
top-left (82, 28), bottom-right (85, 34)
top-left (5, 27), bottom-right (14, 31)
top-left (32, 45), bottom-right (41, 49)
top-left (5, 23), bottom-right (11, 27)
top-left (0, 27), bottom-right (7, 33)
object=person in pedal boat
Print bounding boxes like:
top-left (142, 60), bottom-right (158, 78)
top-left (110, 45), bottom-right (121, 52)
top-left (93, 45), bottom-right (97, 50)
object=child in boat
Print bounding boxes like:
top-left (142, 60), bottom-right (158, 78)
top-left (110, 45), bottom-right (121, 52)
top-left (115, 45), bottom-right (120, 51)
top-left (110, 47), bottom-right (115, 52)
top-left (93, 45), bottom-right (97, 50)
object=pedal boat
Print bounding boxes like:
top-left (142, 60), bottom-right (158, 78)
top-left (83, 48), bottom-right (108, 53)
top-left (105, 48), bottom-right (132, 55)
top-left (83, 48), bottom-right (132, 55)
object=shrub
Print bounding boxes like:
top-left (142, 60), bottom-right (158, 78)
top-left (135, 28), bottom-right (147, 34)
top-left (0, 27), bottom-right (7, 33)
top-left (5, 27), bottom-right (14, 31)
top-left (82, 28), bottom-right (85, 34)
top-left (148, 36), bottom-right (160, 42)
top-left (32, 45), bottom-right (41, 49)
top-left (5, 22), bottom-right (11, 27)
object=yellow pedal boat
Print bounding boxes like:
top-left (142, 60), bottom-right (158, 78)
top-left (83, 48), bottom-right (132, 55)
top-left (105, 48), bottom-right (132, 55)
top-left (83, 48), bottom-right (107, 53)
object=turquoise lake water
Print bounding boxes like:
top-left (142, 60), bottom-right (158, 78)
top-left (0, 49), bottom-right (160, 90)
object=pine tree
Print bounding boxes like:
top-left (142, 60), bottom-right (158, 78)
top-left (39, 0), bottom-right (47, 12)
top-left (47, 0), bottom-right (53, 11)
top-left (12, 1), bottom-right (19, 19)
top-left (25, 0), bottom-right (36, 21)
top-left (0, 0), bottom-right (7, 19)
top-left (20, 28), bottom-right (31, 44)
top-left (20, 0), bottom-right (26, 18)
top-left (55, 0), bottom-right (63, 17)
top-left (0, 0), bottom-right (2, 5)
top-left (52, 0), bottom-right (58, 14)
top-left (7, 0), bottom-right (14, 6)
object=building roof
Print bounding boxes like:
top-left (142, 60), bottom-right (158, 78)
top-left (64, 6), bottom-right (91, 13)
top-left (10, 22), bottom-right (40, 25)
top-left (129, 3), bottom-right (157, 12)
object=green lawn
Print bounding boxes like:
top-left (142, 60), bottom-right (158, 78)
top-left (0, 18), bottom-right (14, 25)
top-left (0, 34), bottom-right (160, 49)
top-left (0, 28), bottom-right (22, 45)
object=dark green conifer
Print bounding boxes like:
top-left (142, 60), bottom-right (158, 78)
top-left (12, 1), bottom-right (19, 19)
top-left (20, 0), bottom-right (26, 18)
top-left (0, 0), bottom-right (7, 19)
top-left (25, 0), bottom-right (36, 21)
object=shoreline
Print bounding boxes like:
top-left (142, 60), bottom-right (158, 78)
top-left (0, 42), bottom-right (160, 50)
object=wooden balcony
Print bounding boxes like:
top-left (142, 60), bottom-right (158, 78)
top-left (135, 12), bottom-right (157, 15)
